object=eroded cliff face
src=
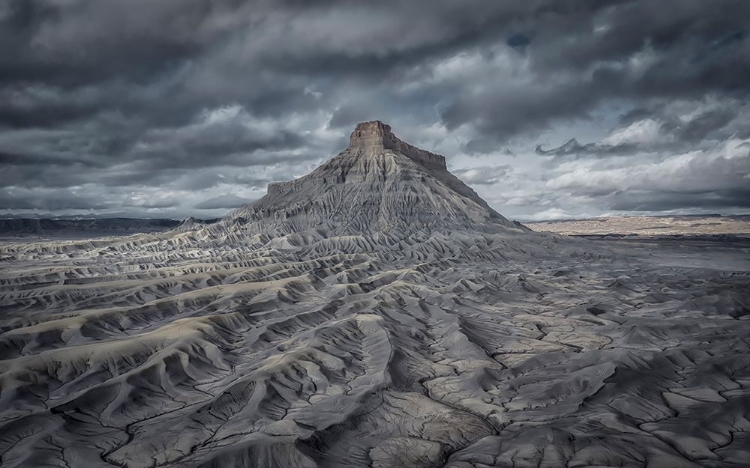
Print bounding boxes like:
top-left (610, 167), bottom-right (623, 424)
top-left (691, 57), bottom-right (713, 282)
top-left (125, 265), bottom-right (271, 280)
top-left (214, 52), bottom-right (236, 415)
top-left (268, 121), bottom-right (447, 195)
top-left (348, 120), bottom-right (447, 171)
top-left (222, 121), bottom-right (518, 238)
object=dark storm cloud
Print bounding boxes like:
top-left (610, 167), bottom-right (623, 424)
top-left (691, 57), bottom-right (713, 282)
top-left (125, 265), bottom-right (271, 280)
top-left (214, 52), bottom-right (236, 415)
top-left (453, 166), bottom-right (512, 185)
top-left (664, 109), bottom-right (737, 143)
top-left (0, 0), bottom-right (748, 216)
top-left (193, 194), bottom-right (256, 210)
top-left (628, 99), bottom-right (750, 144)
top-left (610, 189), bottom-right (750, 212)
top-left (132, 119), bottom-right (308, 170)
top-left (463, 138), bottom-right (516, 156)
top-left (535, 139), bottom-right (637, 157)
top-left (506, 34), bottom-right (531, 49)
top-left (544, 138), bottom-right (750, 214)
top-left (0, 188), bottom-right (115, 211)
top-left (440, 0), bottom-right (750, 141)
top-left (536, 96), bottom-right (750, 166)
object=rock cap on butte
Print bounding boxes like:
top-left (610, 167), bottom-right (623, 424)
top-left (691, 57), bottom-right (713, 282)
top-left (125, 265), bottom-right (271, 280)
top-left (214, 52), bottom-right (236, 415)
top-left (349, 120), bottom-right (446, 171)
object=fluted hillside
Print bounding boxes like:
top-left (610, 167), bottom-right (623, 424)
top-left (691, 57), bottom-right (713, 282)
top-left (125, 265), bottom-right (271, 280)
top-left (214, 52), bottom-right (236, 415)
top-left (212, 121), bottom-right (523, 238)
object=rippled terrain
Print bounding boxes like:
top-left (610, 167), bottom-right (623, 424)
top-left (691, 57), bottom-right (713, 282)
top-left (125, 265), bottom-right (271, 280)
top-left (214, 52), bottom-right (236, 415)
top-left (1, 122), bottom-right (749, 467)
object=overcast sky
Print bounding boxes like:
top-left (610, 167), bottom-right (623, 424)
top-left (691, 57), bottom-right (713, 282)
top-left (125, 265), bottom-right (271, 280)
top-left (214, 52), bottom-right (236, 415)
top-left (2, 0), bottom-right (749, 221)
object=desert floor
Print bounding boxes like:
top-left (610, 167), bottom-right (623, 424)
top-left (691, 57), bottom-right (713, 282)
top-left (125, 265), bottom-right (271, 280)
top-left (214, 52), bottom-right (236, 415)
top-left (1, 229), bottom-right (748, 468)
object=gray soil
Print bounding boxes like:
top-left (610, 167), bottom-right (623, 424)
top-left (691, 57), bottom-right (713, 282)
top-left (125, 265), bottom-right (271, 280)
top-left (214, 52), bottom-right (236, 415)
top-left (1, 122), bottom-right (748, 468)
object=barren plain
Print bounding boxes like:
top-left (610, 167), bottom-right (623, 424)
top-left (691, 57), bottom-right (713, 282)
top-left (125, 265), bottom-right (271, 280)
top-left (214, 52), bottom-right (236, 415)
top-left (527, 215), bottom-right (750, 237)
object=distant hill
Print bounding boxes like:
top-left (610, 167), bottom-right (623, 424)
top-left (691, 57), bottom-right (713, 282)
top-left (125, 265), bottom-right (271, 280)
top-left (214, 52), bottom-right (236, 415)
top-left (0, 217), bottom-right (218, 238)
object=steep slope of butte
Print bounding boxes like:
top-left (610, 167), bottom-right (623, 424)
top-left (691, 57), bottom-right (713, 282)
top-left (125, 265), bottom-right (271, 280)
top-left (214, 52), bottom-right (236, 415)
top-left (213, 121), bottom-right (524, 237)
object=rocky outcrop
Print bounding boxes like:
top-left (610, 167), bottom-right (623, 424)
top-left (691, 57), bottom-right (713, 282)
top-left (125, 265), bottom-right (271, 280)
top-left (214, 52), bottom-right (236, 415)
top-left (348, 121), bottom-right (447, 171)
top-left (221, 121), bottom-right (521, 237)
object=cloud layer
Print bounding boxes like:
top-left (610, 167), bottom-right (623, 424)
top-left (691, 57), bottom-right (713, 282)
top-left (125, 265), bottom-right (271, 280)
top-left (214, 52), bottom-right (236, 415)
top-left (1, 0), bottom-right (749, 219)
